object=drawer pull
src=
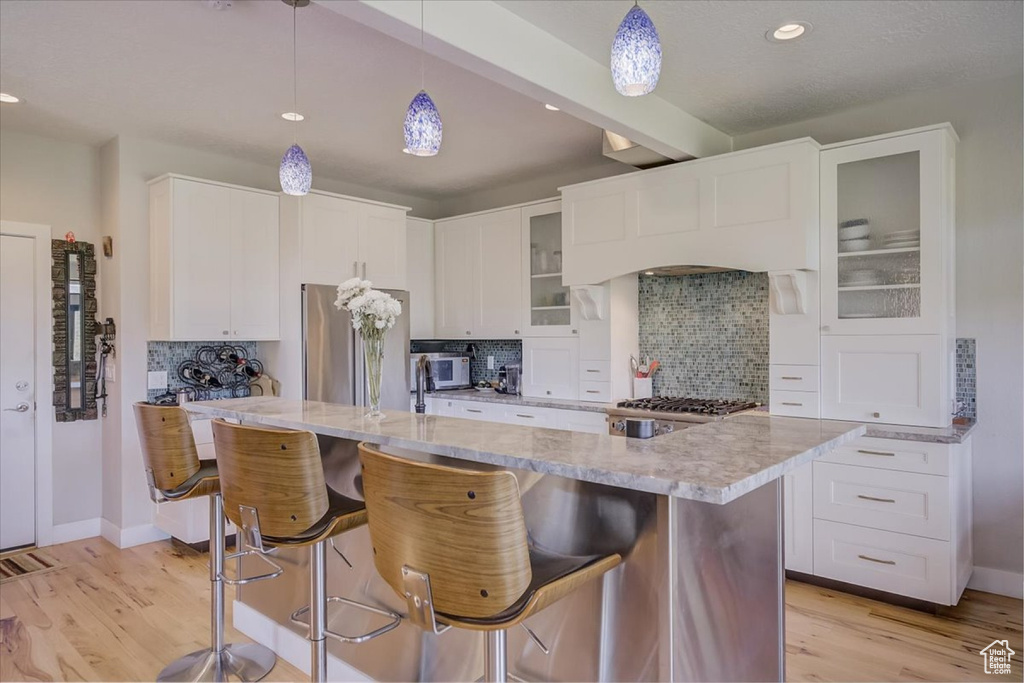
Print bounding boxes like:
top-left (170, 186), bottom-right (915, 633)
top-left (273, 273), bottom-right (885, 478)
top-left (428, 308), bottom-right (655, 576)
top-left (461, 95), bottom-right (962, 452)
top-left (857, 449), bottom-right (896, 457)
top-left (781, 401), bottom-right (803, 406)
top-left (586, 369), bottom-right (601, 373)
top-left (857, 554), bottom-right (896, 566)
top-left (516, 414), bottom-right (534, 419)
top-left (857, 494), bottom-right (896, 503)
top-left (780, 376), bottom-right (803, 380)
top-left (466, 409), bottom-right (483, 413)
top-left (586, 390), bottom-right (600, 394)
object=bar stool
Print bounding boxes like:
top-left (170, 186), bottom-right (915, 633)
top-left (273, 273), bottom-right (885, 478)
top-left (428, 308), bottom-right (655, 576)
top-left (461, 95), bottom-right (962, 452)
top-left (134, 403), bottom-right (277, 682)
top-left (210, 420), bottom-right (401, 683)
top-left (357, 442), bottom-right (624, 683)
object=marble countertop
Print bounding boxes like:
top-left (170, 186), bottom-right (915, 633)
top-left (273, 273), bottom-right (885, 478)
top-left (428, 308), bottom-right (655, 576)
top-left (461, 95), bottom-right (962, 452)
top-left (423, 389), bottom-right (613, 413)
top-left (863, 419), bottom-right (977, 444)
top-left (188, 397), bottom-right (865, 505)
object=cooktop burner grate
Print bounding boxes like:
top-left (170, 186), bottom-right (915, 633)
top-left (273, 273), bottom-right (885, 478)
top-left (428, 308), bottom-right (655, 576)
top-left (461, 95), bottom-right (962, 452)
top-left (616, 397), bottom-right (760, 416)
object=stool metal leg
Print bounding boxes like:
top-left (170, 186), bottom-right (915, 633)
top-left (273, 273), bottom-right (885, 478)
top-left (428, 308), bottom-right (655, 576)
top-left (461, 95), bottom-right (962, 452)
top-left (309, 540), bottom-right (328, 683)
top-left (156, 493), bottom-right (277, 682)
top-left (483, 629), bottom-right (508, 683)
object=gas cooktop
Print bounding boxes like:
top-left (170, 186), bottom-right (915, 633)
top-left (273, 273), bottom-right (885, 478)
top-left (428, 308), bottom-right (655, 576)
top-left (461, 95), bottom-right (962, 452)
top-left (615, 397), bottom-right (760, 417)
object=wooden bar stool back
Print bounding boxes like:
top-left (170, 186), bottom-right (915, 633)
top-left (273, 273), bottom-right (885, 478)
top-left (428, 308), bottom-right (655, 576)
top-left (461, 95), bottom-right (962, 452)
top-left (358, 442), bottom-right (623, 682)
top-left (211, 420), bottom-right (401, 683)
top-left (133, 403), bottom-right (276, 682)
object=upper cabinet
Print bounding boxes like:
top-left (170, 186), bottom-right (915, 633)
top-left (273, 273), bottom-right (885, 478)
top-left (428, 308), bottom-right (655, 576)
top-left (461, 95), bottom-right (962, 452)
top-left (560, 139), bottom-right (820, 285)
top-left (521, 200), bottom-right (577, 337)
top-left (434, 208), bottom-right (523, 339)
top-left (406, 217), bottom-right (435, 340)
top-left (299, 191), bottom-right (408, 291)
top-left (820, 126), bottom-right (956, 336)
top-left (149, 175), bottom-right (280, 341)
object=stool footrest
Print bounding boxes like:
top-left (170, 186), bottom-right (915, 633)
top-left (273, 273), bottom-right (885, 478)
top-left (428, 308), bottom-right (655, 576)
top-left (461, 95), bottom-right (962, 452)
top-left (290, 597), bottom-right (402, 645)
top-left (219, 549), bottom-right (283, 586)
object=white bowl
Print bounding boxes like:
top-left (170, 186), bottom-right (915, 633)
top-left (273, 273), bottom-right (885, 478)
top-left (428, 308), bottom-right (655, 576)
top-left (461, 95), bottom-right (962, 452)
top-left (839, 238), bottom-right (872, 253)
top-left (839, 224), bottom-right (871, 240)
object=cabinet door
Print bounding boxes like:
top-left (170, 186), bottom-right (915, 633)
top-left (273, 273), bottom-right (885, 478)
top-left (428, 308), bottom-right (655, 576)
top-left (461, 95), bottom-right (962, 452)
top-left (783, 461), bottom-right (813, 574)
top-left (360, 204), bottom-right (407, 290)
top-left (474, 208), bottom-right (523, 338)
top-left (171, 179), bottom-right (233, 340)
top-left (300, 193), bottom-right (361, 286)
top-left (522, 201), bottom-right (575, 337)
top-left (821, 335), bottom-right (946, 427)
top-left (434, 217), bottom-right (477, 338)
top-left (821, 130), bottom-right (948, 335)
top-left (561, 181), bottom-right (635, 286)
top-left (229, 189), bottom-right (280, 340)
top-left (521, 338), bottom-right (579, 400)
top-left (406, 218), bottom-right (434, 339)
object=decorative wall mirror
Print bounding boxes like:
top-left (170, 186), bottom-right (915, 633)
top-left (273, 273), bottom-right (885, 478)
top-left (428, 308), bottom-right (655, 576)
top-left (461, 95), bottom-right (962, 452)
top-left (52, 239), bottom-right (99, 421)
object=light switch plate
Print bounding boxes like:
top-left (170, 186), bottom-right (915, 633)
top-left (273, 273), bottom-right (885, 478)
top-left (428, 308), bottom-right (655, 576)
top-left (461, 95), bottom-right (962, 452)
top-left (487, 356), bottom-right (495, 370)
top-left (148, 370), bottom-right (168, 390)
top-left (105, 364), bottom-right (116, 382)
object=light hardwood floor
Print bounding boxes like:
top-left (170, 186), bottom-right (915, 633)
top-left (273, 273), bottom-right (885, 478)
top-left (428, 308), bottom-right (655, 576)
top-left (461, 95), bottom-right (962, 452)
top-left (1, 537), bottom-right (1021, 682)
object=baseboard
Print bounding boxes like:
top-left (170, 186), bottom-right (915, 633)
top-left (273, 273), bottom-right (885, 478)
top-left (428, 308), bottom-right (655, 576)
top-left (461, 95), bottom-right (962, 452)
top-left (233, 600), bottom-right (372, 681)
top-left (49, 518), bottom-right (102, 545)
top-left (968, 566), bottom-right (1024, 599)
top-left (99, 519), bottom-right (170, 549)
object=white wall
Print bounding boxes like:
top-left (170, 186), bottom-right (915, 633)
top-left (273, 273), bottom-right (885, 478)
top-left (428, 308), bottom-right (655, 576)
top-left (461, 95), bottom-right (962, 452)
top-left (0, 129), bottom-right (104, 528)
top-left (736, 74), bottom-right (1024, 581)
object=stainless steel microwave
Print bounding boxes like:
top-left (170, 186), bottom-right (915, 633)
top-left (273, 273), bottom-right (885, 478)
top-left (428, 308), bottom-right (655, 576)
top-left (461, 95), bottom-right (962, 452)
top-left (409, 353), bottom-right (472, 391)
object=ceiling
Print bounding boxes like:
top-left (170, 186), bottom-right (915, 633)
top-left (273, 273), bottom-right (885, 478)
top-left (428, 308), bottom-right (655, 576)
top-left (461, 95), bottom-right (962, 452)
top-left (499, 0), bottom-right (1024, 134)
top-left (0, 0), bottom-right (618, 200)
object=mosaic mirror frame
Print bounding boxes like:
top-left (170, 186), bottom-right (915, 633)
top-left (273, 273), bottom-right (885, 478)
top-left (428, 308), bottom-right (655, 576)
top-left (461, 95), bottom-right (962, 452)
top-left (52, 239), bottom-right (99, 421)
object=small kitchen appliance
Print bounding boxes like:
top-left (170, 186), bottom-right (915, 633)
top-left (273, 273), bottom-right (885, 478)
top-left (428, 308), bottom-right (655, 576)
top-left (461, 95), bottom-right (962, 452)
top-left (496, 363), bottom-right (522, 395)
top-left (407, 352), bottom-right (471, 391)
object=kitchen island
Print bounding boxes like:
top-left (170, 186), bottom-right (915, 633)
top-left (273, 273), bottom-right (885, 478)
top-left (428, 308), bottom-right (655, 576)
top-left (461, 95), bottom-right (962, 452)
top-left (188, 397), bottom-right (865, 682)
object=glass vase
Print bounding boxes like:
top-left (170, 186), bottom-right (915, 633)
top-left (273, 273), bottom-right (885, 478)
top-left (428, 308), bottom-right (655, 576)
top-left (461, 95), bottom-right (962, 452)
top-left (363, 333), bottom-right (386, 418)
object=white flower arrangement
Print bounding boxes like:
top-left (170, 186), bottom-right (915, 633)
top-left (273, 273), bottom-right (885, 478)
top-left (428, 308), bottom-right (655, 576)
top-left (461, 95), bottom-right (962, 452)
top-left (334, 278), bottom-right (402, 336)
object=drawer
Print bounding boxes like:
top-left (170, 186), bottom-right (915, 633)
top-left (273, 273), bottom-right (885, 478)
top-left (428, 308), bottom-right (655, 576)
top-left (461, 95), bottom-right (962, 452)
top-left (813, 519), bottom-right (951, 604)
top-left (579, 381), bottom-right (611, 402)
top-left (820, 437), bottom-right (950, 476)
top-left (502, 407), bottom-right (554, 428)
top-left (191, 418), bottom-right (214, 445)
top-left (449, 400), bottom-right (501, 422)
top-left (813, 462), bottom-right (950, 540)
top-left (770, 390), bottom-right (819, 418)
top-left (579, 360), bottom-right (611, 382)
top-left (560, 411), bottom-right (607, 434)
top-left (769, 365), bottom-right (819, 393)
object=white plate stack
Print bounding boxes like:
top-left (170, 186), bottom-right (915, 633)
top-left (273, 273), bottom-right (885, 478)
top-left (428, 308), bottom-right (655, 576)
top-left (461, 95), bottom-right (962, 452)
top-left (883, 230), bottom-right (921, 248)
top-left (838, 219), bottom-right (871, 253)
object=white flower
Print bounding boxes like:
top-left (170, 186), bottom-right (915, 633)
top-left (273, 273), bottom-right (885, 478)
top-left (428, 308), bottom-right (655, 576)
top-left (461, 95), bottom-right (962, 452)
top-left (335, 279), bottom-right (402, 336)
top-left (335, 278), bottom-right (372, 311)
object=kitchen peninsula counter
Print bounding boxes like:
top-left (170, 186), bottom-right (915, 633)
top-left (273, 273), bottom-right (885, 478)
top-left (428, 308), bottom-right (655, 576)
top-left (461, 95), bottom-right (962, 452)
top-left (188, 396), bottom-right (864, 504)
top-left (186, 396), bottom-right (864, 682)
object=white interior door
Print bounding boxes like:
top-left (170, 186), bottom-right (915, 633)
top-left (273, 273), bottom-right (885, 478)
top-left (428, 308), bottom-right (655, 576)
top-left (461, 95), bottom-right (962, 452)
top-left (0, 234), bottom-right (37, 550)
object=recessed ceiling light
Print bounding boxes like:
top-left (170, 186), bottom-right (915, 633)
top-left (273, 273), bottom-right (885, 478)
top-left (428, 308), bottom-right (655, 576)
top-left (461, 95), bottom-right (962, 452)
top-left (0, 93), bottom-right (20, 103)
top-left (544, 104), bottom-right (560, 111)
top-left (766, 21), bottom-right (812, 42)
top-left (281, 112), bottom-right (304, 122)
top-left (644, 271), bottom-right (655, 276)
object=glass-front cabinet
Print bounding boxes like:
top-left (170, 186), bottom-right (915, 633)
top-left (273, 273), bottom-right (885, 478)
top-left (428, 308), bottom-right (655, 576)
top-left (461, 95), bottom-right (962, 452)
top-left (820, 128), bottom-right (954, 335)
top-left (521, 200), bottom-right (577, 337)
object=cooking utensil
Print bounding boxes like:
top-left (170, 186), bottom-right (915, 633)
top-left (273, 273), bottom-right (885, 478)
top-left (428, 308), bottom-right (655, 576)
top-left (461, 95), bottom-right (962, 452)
top-left (630, 355), bottom-right (639, 378)
top-left (647, 360), bottom-right (660, 376)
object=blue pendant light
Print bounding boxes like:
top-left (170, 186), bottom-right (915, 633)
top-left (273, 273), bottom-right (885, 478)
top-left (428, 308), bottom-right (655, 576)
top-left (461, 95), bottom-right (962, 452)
top-left (280, 0), bottom-right (312, 195)
top-left (403, 0), bottom-right (442, 156)
top-left (610, 3), bottom-right (662, 97)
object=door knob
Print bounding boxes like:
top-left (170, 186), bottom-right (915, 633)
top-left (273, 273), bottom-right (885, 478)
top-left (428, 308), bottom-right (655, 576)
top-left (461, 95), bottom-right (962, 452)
top-left (4, 402), bottom-right (30, 413)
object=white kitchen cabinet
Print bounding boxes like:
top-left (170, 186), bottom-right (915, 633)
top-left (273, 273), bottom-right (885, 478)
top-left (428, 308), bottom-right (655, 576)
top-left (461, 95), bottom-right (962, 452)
top-left (560, 139), bottom-right (820, 285)
top-left (784, 462), bottom-right (814, 574)
top-left (406, 217), bottom-right (435, 339)
top-left (299, 191), bottom-right (409, 290)
top-left (521, 338), bottom-right (579, 400)
top-left (574, 276), bottom-right (639, 402)
top-left (821, 334), bottom-right (949, 427)
top-left (149, 175), bottom-right (280, 341)
top-left (425, 397), bottom-right (607, 435)
top-left (820, 126), bottom-right (956, 336)
top-left (521, 201), bottom-right (576, 337)
top-left (434, 209), bottom-right (522, 339)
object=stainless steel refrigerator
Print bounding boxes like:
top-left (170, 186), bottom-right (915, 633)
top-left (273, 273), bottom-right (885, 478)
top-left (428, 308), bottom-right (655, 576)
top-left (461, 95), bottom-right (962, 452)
top-left (302, 284), bottom-right (410, 411)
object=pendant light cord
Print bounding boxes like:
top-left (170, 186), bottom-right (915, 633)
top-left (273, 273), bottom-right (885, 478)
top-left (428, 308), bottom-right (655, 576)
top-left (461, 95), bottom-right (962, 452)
top-left (419, 0), bottom-right (425, 91)
top-left (292, 1), bottom-right (298, 144)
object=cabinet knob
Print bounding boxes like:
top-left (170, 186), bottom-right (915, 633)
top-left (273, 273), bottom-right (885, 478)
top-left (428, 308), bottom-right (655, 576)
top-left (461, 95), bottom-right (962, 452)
top-left (514, 330), bottom-right (520, 335)
top-left (222, 330), bottom-right (229, 336)
top-left (466, 330), bottom-right (471, 335)
top-left (571, 329), bottom-right (578, 334)
top-left (821, 325), bottom-right (831, 332)
top-left (872, 412), bottom-right (881, 418)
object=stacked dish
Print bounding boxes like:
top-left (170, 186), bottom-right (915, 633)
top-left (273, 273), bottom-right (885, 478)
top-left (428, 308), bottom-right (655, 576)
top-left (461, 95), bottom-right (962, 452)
top-left (883, 230), bottom-right (921, 248)
top-left (840, 269), bottom-right (883, 287)
top-left (838, 218), bottom-right (871, 252)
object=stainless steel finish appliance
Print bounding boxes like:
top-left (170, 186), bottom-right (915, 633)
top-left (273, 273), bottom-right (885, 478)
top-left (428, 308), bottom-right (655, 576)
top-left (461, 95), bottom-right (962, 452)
top-left (302, 284), bottom-right (410, 411)
top-left (496, 363), bottom-right (521, 395)
top-left (607, 397), bottom-right (758, 436)
top-left (407, 352), bottom-right (471, 391)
